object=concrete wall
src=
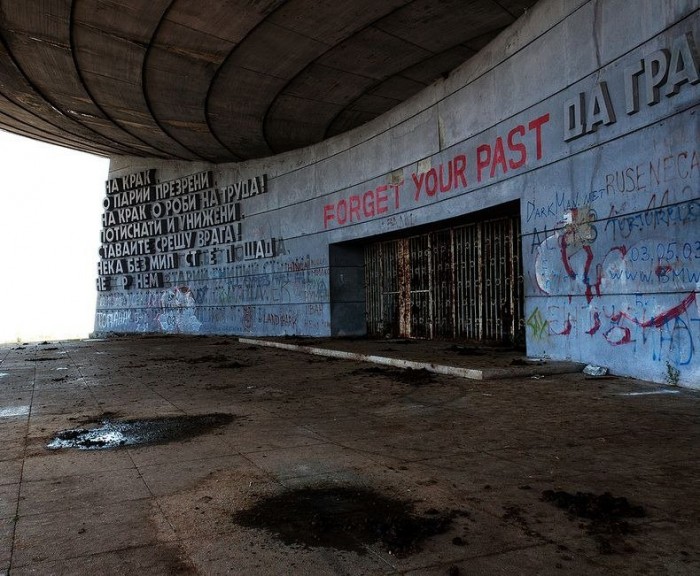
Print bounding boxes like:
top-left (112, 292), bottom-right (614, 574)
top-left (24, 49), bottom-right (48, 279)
top-left (95, 0), bottom-right (700, 388)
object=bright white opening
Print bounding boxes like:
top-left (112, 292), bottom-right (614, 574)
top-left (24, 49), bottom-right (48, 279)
top-left (0, 130), bottom-right (108, 343)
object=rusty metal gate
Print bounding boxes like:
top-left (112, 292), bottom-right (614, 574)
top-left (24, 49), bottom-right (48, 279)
top-left (364, 215), bottom-right (523, 343)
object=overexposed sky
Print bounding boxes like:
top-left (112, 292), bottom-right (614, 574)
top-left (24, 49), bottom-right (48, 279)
top-left (0, 130), bottom-right (108, 343)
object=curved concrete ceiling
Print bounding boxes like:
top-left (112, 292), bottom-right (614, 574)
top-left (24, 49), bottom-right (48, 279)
top-left (0, 0), bottom-right (537, 162)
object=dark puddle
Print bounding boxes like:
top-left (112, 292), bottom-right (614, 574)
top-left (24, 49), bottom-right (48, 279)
top-left (352, 366), bottom-right (435, 386)
top-left (232, 486), bottom-right (459, 556)
top-left (542, 490), bottom-right (646, 554)
top-left (47, 413), bottom-right (233, 450)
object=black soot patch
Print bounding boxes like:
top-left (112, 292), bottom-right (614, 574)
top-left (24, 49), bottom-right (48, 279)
top-left (232, 486), bottom-right (458, 556)
top-left (541, 490), bottom-right (646, 554)
top-left (47, 413), bottom-right (233, 450)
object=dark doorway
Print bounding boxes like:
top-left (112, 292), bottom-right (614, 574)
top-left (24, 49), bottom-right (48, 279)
top-left (364, 206), bottom-right (523, 344)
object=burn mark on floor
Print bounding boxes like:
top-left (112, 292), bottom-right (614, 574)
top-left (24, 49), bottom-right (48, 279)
top-left (47, 413), bottom-right (233, 450)
top-left (232, 486), bottom-right (458, 556)
top-left (542, 490), bottom-right (646, 554)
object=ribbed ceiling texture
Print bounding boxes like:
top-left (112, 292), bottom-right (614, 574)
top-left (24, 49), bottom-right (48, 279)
top-left (0, 0), bottom-right (537, 162)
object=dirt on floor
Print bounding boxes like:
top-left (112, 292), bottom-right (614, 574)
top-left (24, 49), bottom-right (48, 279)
top-left (1, 335), bottom-right (698, 575)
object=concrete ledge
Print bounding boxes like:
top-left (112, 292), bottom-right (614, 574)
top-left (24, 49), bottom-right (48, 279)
top-left (239, 338), bottom-right (585, 381)
top-left (239, 337), bottom-right (485, 380)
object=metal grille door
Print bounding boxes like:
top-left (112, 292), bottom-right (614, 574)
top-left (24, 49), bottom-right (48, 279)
top-left (365, 215), bottom-right (522, 343)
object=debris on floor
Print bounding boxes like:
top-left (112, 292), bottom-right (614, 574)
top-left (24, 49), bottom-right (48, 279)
top-left (583, 365), bottom-right (608, 377)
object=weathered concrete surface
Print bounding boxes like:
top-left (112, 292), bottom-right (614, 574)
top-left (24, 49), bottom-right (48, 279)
top-left (0, 0), bottom-right (537, 160)
top-left (92, 0), bottom-right (700, 388)
top-left (1, 337), bottom-right (699, 575)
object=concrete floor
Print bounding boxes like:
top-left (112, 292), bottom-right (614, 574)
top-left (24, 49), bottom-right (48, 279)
top-left (0, 336), bottom-right (698, 575)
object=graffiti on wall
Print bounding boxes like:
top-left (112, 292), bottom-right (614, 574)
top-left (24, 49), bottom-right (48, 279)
top-left (156, 286), bottom-right (202, 333)
top-left (521, 27), bottom-right (700, 383)
top-left (96, 240), bottom-right (330, 335)
top-left (526, 145), bottom-right (699, 374)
